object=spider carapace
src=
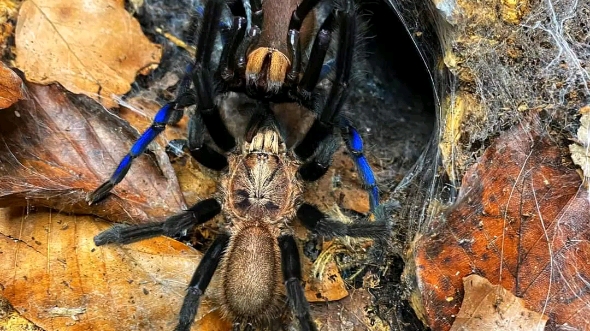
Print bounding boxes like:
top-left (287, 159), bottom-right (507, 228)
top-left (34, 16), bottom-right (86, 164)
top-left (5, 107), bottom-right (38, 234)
top-left (89, 0), bottom-right (389, 330)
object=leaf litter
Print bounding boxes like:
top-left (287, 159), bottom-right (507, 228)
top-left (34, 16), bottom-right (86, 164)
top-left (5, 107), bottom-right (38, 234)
top-left (0, 61), bottom-right (24, 109)
top-left (411, 117), bottom-right (590, 330)
top-left (14, 0), bottom-right (162, 108)
top-left (0, 81), bottom-right (186, 224)
top-left (0, 207), bottom-right (229, 331)
top-left (450, 275), bottom-right (548, 331)
top-left (0, 0), bottom-right (393, 329)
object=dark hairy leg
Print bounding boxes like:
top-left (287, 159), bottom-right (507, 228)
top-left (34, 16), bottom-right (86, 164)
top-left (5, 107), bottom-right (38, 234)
top-left (296, 203), bottom-right (390, 240)
top-left (192, 0), bottom-right (236, 152)
top-left (278, 235), bottom-right (317, 331)
top-left (93, 198), bottom-right (221, 245)
top-left (294, 0), bottom-right (358, 161)
top-left (294, 0), bottom-right (379, 210)
top-left (175, 234), bottom-right (230, 331)
top-left (285, 0), bottom-right (323, 85)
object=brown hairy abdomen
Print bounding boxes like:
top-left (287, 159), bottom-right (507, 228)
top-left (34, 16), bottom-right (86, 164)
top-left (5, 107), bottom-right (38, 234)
top-left (259, 0), bottom-right (315, 54)
top-left (221, 225), bottom-right (283, 321)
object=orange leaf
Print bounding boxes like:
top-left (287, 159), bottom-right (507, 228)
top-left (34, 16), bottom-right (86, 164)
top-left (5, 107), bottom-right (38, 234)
top-left (0, 82), bottom-right (186, 224)
top-left (0, 62), bottom-right (24, 109)
top-left (413, 118), bottom-right (590, 330)
top-left (0, 208), bottom-right (231, 330)
top-left (15, 0), bottom-right (162, 108)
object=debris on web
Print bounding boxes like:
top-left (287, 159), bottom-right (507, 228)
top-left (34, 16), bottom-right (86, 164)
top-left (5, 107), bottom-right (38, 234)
top-left (388, 0), bottom-right (590, 330)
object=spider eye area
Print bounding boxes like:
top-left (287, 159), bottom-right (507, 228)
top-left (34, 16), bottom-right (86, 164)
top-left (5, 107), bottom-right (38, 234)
top-left (245, 47), bottom-right (291, 93)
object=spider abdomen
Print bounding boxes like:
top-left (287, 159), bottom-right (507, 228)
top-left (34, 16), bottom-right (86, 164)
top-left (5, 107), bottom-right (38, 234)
top-left (215, 223), bottom-right (284, 323)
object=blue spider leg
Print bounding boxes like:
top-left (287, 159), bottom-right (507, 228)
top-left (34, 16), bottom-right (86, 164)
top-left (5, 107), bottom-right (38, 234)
top-left (339, 117), bottom-right (379, 211)
top-left (87, 100), bottom-right (191, 204)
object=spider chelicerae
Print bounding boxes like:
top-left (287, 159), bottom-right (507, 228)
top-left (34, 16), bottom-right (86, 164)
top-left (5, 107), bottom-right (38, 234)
top-left (88, 0), bottom-right (390, 330)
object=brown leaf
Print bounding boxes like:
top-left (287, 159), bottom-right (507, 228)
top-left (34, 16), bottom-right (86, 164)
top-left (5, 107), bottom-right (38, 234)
top-left (311, 285), bottom-right (389, 331)
top-left (450, 275), bottom-right (548, 331)
top-left (14, 0), bottom-right (162, 108)
top-left (304, 260), bottom-right (349, 303)
top-left (0, 82), bottom-right (186, 224)
top-left (0, 62), bottom-right (24, 109)
top-left (0, 208), bottom-right (231, 331)
top-left (412, 118), bottom-right (590, 330)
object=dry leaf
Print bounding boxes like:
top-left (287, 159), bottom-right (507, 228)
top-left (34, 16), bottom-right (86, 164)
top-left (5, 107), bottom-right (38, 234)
top-left (0, 82), bottom-right (186, 224)
top-left (304, 260), bottom-right (348, 303)
top-left (15, 0), bottom-right (162, 108)
top-left (450, 275), bottom-right (548, 331)
top-left (0, 208), bottom-right (231, 331)
top-left (569, 110), bottom-right (590, 181)
top-left (310, 286), bottom-right (388, 331)
top-left (412, 117), bottom-right (590, 330)
top-left (0, 61), bottom-right (24, 109)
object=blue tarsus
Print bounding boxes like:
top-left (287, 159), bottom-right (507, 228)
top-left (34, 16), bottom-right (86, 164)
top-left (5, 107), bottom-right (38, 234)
top-left (341, 119), bottom-right (379, 211)
top-left (87, 102), bottom-right (178, 204)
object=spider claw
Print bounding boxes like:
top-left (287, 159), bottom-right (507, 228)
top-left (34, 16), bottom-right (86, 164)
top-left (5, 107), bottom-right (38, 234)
top-left (87, 181), bottom-right (114, 205)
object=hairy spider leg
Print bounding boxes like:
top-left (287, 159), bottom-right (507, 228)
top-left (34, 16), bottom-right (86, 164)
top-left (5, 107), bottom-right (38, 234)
top-left (176, 234), bottom-right (230, 331)
top-left (285, 0), bottom-right (323, 85)
top-left (219, 17), bottom-right (248, 82)
top-left (279, 235), bottom-right (318, 331)
top-left (92, 197), bottom-right (227, 331)
top-left (296, 203), bottom-right (390, 240)
top-left (292, 1), bottom-right (379, 211)
top-left (87, 97), bottom-right (192, 204)
top-left (187, 108), bottom-right (229, 170)
top-left (192, 0), bottom-right (236, 152)
top-left (297, 11), bottom-right (335, 98)
top-left (87, 0), bottom-right (236, 204)
top-left (294, 0), bottom-right (356, 159)
top-left (93, 198), bottom-right (221, 245)
top-left (339, 117), bottom-right (379, 210)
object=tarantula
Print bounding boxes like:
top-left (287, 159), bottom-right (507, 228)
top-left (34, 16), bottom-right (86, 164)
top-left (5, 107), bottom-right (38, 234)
top-left (88, 0), bottom-right (389, 330)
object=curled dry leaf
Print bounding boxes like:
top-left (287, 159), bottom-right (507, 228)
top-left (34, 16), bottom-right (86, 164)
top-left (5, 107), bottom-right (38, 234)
top-left (450, 275), bottom-right (548, 331)
top-left (15, 0), bottom-right (162, 108)
top-left (0, 208), bottom-right (231, 331)
top-left (0, 82), bottom-right (186, 224)
top-left (412, 117), bottom-right (590, 330)
top-left (0, 62), bottom-right (24, 109)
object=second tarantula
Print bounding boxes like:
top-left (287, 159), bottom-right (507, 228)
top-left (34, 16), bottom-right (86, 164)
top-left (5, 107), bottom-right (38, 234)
top-left (90, 0), bottom-right (389, 329)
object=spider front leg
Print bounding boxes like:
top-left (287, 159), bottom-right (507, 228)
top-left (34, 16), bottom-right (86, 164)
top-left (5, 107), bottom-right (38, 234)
top-left (192, 0), bottom-right (236, 153)
top-left (294, 0), bottom-right (357, 161)
top-left (87, 0), bottom-right (232, 204)
top-left (295, 0), bottom-right (379, 210)
top-left (87, 95), bottom-right (193, 205)
top-left (285, 0), bottom-right (322, 86)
